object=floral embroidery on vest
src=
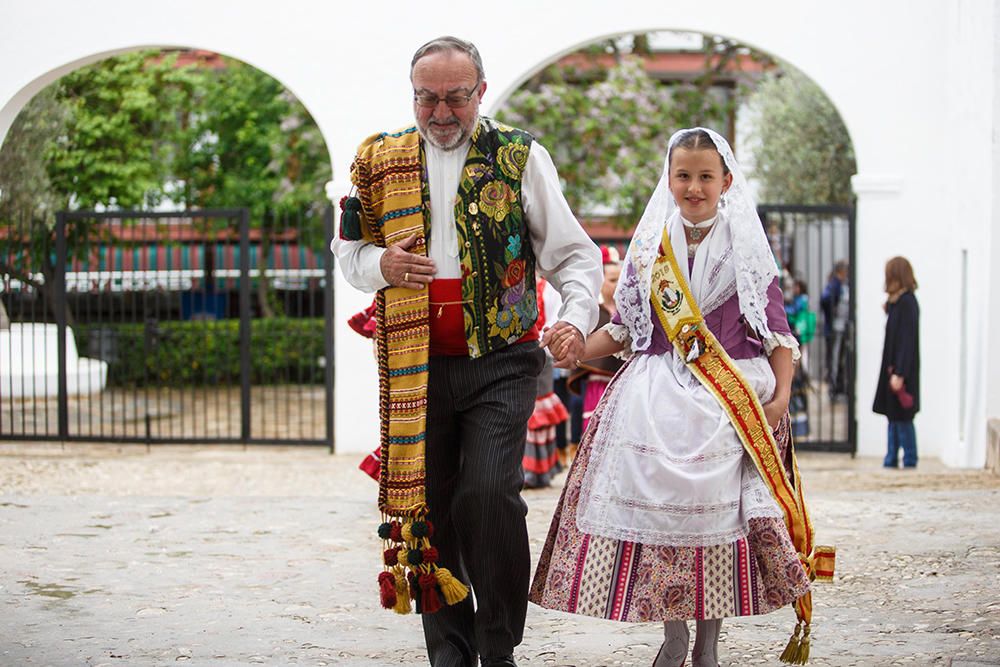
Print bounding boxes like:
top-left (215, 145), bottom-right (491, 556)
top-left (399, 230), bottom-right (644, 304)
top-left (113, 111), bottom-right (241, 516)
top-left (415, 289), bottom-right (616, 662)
top-left (451, 118), bottom-right (537, 358)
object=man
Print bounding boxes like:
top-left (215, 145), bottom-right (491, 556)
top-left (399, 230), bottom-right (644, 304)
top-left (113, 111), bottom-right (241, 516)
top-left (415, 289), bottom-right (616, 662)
top-left (333, 36), bottom-right (602, 667)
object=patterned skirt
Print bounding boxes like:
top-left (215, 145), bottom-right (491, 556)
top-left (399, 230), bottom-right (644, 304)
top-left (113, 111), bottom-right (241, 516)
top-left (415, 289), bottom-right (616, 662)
top-left (523, 356), bottom-right (569, 489)
top-left (529, 373), bottom-right (810, 622)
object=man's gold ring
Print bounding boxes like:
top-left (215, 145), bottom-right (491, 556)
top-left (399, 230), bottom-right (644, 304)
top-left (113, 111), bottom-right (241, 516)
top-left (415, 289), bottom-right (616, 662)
top-left (404, 272), bottom-right (409, 283)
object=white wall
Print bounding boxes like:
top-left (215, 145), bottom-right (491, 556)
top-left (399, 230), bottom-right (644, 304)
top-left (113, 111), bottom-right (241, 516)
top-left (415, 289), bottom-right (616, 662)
top-left (1, 0), bottom-right (995, 464)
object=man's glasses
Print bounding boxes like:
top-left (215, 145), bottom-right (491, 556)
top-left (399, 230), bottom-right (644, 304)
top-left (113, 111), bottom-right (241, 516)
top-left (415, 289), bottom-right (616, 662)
top-left (413, 85), bottom-right (480, 109)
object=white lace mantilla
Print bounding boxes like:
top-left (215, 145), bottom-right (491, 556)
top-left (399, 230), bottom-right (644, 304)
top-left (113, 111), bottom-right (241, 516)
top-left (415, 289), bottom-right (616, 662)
top-left (615, 127), bottom-right (778, 354)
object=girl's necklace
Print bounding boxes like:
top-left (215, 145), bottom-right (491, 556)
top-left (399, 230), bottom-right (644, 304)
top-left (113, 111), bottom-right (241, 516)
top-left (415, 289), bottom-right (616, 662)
top-left (682, 215), bottom-right (716, 257)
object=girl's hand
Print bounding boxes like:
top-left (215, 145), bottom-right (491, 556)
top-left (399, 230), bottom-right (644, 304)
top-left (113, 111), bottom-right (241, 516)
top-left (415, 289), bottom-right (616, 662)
top-left (763, 394), bottom-right (789, 430)
top-left (889, 374), bottom-right (904, 392)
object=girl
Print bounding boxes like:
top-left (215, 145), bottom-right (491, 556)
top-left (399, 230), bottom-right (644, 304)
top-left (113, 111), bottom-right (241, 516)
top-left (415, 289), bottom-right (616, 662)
top-left (532, 128), bottom-right (819, 666)
top-left (872, 257), bottom-right (920, 468)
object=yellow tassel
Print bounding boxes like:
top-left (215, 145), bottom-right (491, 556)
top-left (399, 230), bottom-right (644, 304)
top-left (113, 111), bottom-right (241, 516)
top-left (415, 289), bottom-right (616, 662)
top-left (392, 568), bottom-right (411, 614)
top-left (434, 567), bottom-right (470, 606)
top-left (401, 522), bottom-right (414, 543)
top-left (795, 623), bottom-right (810, 664)
top-left (780, 622), bottom-right (801, 664)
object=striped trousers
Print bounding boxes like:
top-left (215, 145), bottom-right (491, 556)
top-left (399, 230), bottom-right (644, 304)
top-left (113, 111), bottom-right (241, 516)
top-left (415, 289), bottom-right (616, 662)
top-left (421, 341), bottom-right (544, 667)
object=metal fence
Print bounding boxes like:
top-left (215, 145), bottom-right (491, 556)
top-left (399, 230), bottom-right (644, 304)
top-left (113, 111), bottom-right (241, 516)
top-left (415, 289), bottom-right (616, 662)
top-left (759, 204), bottom-right (856, 454)
top-left (0, 208), bottom-right (335, 448)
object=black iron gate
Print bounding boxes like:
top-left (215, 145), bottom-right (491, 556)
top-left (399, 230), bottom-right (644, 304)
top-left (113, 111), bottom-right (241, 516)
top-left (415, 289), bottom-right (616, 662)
top-left (0, 208), bottom-right (335, 448)
top-left (758, 204), bottom-right (856, 454)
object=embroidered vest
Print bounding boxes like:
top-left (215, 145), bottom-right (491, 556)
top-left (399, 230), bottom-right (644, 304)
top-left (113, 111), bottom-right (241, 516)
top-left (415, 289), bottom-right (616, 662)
top-left (446, 117), bottom-right (537, 358)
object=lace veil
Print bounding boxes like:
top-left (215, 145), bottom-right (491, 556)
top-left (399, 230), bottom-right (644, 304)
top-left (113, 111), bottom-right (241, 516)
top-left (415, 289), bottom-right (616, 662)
top-left (615, 127), bottom-right (778, 350)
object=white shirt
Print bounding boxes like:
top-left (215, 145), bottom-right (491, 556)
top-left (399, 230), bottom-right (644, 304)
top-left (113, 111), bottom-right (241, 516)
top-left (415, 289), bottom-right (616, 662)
top-left (332, 139), bottom-right (602, 338)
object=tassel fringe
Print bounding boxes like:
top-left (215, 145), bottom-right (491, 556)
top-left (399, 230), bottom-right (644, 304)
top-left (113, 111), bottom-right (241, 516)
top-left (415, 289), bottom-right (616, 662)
top-left (435, 567), bottom-right (470, 606)
top-left (375, 514), bottom-right (468, 615)
top-left (780, 622), bottom-right (801, 664)
top-left (797, 624), bottom-right (811, 664)
top-left (392, 568), bottom-right (411, 615)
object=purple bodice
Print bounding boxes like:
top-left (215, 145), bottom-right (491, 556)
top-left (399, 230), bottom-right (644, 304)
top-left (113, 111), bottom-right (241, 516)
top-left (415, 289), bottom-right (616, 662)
top-left (612, 276), bottom-right (791, 360)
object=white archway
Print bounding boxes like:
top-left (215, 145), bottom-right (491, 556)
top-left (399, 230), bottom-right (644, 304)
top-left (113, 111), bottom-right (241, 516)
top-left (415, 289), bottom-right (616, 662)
top-left (2, 0), bottom-right (997, 466)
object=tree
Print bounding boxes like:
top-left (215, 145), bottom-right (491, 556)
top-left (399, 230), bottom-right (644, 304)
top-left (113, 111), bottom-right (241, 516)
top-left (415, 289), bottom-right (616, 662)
top-left (0, 50), bottom-right (332, 319)
top-left (0, 86), bottom-right (70, 322)
top-left (495, 34), bottom-right (769, 227)
top-left (745, 68), bottom-right (856, 205)
top-left (47, 51), bottom-right (201, 209)
top-left (179, 58), bottom-right (332, 316)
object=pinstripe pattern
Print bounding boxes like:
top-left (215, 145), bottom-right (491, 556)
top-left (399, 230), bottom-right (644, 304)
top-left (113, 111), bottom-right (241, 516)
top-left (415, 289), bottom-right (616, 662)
top-left (420, 342), bottom-right (544, 667)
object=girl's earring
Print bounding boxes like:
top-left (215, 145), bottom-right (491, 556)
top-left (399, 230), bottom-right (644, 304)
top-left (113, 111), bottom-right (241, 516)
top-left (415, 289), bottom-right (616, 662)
top-left (718, 191), bottom-right (728, 210)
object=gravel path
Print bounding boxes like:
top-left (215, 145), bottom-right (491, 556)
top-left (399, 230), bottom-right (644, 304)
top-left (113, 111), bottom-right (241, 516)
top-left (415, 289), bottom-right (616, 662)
top-left (1, 443), bottom-right (998, 666)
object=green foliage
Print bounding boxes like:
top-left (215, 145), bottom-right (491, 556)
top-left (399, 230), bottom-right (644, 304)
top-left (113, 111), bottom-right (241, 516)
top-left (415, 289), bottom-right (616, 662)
top-left (0, 49), bottom-right (333, 319)
top-left (74, 318), bottom-right (327, 387)
top-left (0, 86), bottom-right (69, 221)
top-left (47, 51), bottom-right (201, 209)
top-left (495, 35), bottom-right (768, 227)
top-left (746, 69), bottom-right (856, 205)
top-left (179, 58), bottom-right (332, 221)
top-left (6, 50), bottom-right (333, 216)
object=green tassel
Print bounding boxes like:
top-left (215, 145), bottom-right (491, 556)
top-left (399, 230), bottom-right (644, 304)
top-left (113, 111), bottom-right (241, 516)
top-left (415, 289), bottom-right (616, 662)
top-left (339, 196), bottom-right (363, 241)
top-left (780, 622), bottom-right (801, 664)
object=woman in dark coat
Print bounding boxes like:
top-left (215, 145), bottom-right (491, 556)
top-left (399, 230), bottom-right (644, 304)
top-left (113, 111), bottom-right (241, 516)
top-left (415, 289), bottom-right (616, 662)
top-left (872, 256), bottom-right (920, 468)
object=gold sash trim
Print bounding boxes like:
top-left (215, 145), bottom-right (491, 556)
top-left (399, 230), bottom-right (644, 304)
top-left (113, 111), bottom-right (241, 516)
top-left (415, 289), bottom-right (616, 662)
top-left (648, 228), bottom-right (834, 663)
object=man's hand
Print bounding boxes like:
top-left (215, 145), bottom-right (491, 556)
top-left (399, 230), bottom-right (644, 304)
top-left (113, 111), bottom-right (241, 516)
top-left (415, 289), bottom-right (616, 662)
top-left (380, 235), bottom-right (436, 289)
top-left (542, 321), bottom-right (585, 370)
top-left (889, 374), bottom-right (904, 393)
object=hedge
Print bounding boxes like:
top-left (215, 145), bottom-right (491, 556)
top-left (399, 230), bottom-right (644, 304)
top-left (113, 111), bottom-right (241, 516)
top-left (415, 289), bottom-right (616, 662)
top-left (74, 318), bottom-right (327, 387)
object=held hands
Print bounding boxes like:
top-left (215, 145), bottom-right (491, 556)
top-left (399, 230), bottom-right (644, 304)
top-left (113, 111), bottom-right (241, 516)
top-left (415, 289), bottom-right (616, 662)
top-left (889, 374), bottom-right (904, 393)
top-left (541, 321), bottom-right (585, 370)
top-left (380, 235), bottom-right (436, 289)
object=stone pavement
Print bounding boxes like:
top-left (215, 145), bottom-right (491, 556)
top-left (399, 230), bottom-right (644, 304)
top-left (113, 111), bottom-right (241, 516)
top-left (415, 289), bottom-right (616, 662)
top-left (1, 443), bottom-right (998, 667)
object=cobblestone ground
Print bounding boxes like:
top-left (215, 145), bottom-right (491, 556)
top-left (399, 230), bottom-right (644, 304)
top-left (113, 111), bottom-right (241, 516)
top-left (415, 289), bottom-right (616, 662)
top-left (1, 443), bottom-right (998, 667)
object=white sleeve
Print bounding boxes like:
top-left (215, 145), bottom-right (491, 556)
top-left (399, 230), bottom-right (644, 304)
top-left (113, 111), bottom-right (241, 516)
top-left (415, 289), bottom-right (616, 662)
top-left (521, 142), bottom-right (602, 336)
top-left (542, 280), bottom-right (563, 327)
top-left (330, 236), bottom-right (390, 293)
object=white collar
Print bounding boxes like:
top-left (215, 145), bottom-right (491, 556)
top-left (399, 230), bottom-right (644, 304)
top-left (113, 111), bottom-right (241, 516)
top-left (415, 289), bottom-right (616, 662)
top-left (680, 213), bottom-right (718, 229)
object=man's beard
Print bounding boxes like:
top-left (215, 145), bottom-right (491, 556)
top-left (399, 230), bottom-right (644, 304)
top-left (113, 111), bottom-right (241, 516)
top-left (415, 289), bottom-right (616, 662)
top-left (417, 116), bottom-right (474, 151)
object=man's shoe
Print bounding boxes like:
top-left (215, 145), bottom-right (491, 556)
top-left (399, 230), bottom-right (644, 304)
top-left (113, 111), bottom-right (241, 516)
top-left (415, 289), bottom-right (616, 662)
top-left (481, 656), bottom-right (517, 667)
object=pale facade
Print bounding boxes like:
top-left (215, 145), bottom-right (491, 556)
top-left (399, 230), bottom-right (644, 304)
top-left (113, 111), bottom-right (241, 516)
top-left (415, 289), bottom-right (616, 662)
top-left (2, 0), bottom-right (998, 466)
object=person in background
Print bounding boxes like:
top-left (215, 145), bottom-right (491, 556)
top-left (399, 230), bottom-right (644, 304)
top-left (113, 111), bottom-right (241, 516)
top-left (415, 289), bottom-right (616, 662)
top-left (567, 245), bottom-right (624, 439)
top-left (820, 260), bottom-right (849, 398)
top-left (872, 256), bottom-right (920, 468)
top-left (784, 278), bottom-right (815, 438)
top-left (522, 279), bottom-right (569, 489)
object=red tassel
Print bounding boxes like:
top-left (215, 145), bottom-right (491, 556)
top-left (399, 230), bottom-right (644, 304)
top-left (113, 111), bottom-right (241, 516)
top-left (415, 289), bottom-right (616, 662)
top-left (419, 573), bottom-right (443, 614)
top-left (422, 547), bottom-right (439, 564)
top-left (389, 521), bottom-right (403, 542)
top-left (378, 571), bottom-right (397, 609)
top-left (383, 548), bottom-right (399, 566)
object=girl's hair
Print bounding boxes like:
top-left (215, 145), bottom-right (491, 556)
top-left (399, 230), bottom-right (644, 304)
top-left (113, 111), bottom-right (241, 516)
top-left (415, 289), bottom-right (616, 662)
top-left (668, 129), bottom-right (730, 176)
top-left (827, 259), bottom-right (848, 282)
top-left (884, 256), bottom-right (918, 293)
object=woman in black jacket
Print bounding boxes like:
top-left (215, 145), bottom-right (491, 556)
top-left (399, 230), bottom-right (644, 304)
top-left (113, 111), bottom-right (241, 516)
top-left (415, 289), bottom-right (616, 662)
top-left (872, 256), bottom-right (920, 468)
